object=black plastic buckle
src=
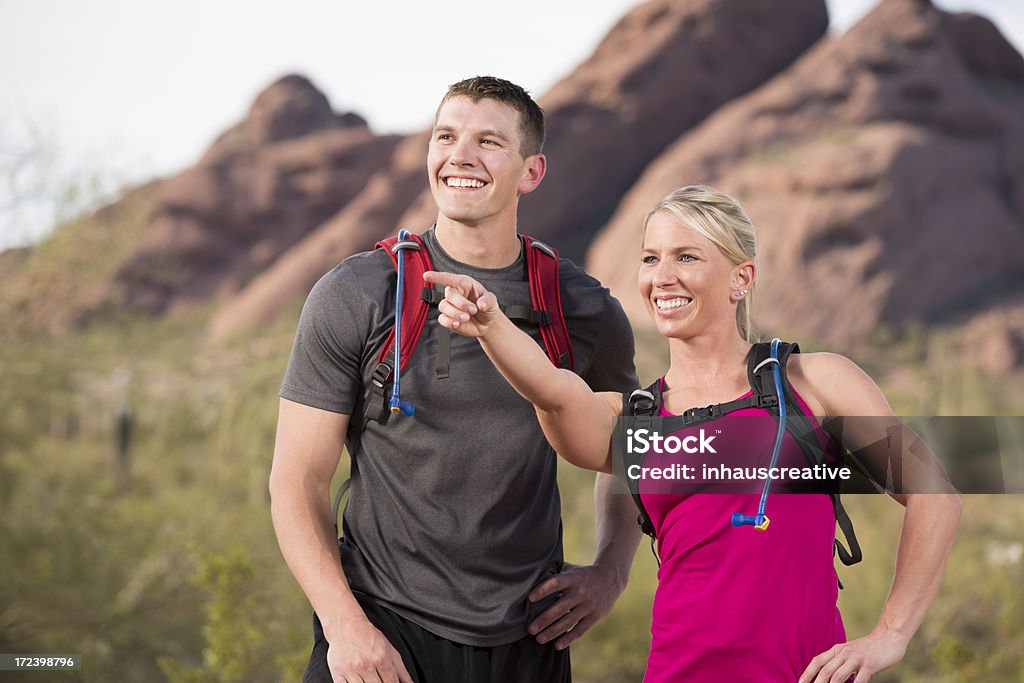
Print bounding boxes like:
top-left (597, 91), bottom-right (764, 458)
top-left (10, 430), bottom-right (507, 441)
top-left (756, 394), bottom-right (779, 408)
top-left (370, 361), bottom-right (393, 388)
top-left (421, 286), bottom-right (444, 305)
top-left (683, 405), bottom-right (713, 424)
top-left (628, 389), bottom-right (656, 416)
top-left (529, 309), bottom-right (551, 326)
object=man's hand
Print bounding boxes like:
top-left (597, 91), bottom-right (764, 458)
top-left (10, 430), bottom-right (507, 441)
top-left (326, 616), bottom-right (414, 683)
top-left (798, 631), bottom-right (908, 683)
top-left (527, 562), bottom-right (626, 650)
top-left (423, 270), bottom-right (501, 337)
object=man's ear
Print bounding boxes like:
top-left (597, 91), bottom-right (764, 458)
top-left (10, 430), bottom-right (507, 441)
top-left (518, 153), bottom-right (547, 195)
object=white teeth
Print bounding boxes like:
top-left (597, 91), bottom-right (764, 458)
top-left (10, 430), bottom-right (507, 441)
top-left (446, 177), bottom-right (484, 188)
top-left (656, 298), bottom-right (691, 310)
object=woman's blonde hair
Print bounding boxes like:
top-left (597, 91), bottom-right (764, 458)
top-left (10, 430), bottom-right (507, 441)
top-left (643, 184), bottom-right (759, 342)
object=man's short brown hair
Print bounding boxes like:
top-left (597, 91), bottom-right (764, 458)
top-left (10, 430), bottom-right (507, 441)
top-left (439, 76), bottom-right (545, 157)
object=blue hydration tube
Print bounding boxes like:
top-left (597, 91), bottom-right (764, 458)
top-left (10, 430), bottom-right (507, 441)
top-left (731, 338), bottom-right (785, 531)
top-left (389, 229), bottom-right (415, 417)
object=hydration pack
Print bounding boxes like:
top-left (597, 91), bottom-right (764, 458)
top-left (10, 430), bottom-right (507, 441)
top-left (624, 341), bottom-right (862, 576)
top-left (359, 231), bottom-right (574, 427)
top-left (335, 230), bottom-right (576, 529)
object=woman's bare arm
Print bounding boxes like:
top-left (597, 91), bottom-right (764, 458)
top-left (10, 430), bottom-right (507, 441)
top-left (424, 270), bottom-right (621, 472)
top-left (794, 353), bottom-right (962, 683)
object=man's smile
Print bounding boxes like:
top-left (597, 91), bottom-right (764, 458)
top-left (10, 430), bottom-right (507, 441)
top-left (443, 175), bottom-right (488, 189)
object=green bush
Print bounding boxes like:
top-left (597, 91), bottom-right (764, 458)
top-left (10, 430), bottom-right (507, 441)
top-left (1, 308), bottom-right (1022, 682)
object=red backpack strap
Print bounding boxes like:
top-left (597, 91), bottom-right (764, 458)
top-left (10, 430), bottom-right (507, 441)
top-left (358, 232), bottom-right (433, 429)
top-left (373, 233), bottom-right (434, 372)
top-left (522, 235), bottom-right (574, 370)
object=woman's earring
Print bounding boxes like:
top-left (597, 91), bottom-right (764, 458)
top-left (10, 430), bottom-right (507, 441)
top-left (734, 289), bottom-right (749, 298)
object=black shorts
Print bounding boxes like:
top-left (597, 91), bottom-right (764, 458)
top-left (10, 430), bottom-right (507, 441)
top-left (302, 591), bottom-right (571, 683)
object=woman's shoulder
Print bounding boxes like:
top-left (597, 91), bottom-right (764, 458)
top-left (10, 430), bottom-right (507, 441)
top-left (786, 351), bottom-right (887, 417)
top-left (787, 351), bottom-right (860, 380)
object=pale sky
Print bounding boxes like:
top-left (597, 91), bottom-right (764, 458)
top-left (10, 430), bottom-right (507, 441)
top-left (1, 0), bottom-right (1022, 249)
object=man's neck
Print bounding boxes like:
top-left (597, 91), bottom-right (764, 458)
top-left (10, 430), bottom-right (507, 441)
top-left (434, 215), bottom-right (522, 269)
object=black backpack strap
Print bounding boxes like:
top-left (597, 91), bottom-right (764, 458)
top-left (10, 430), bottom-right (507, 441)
top-left (676, 393), bottom-right (771, 427)
top-left (361, 360), bottom-right (396, 428)
top-left (418, 284), bottom-right (452, 379)
top-left (747, 341), bottom-right (798, 406)
top-left (501, 304), bottom-right (550, 325)
top-left (624, 381), bottom-right (662, 565)
top-left (751, 341), bottom-right (864, 572)
top-left (833, 498), bottom-right (862, 566)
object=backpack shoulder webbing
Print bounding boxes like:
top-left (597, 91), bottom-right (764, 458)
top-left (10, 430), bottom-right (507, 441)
top-left (748, 341), bottom-right (862, 568)
top-left (339, 233), bottom-right (577, 539)
top-left (523, 236), bottom-right (574, 371)
top-left (623, 383), bottom-right (662, 564)
top-left (359, 233), bottom-right (574, 430)
top-left (375, 234), bottom-right (434, 371)
top-left (359, 233), bottom-right (435, 427)
top-left (623, 342), bottom-right (862, 569)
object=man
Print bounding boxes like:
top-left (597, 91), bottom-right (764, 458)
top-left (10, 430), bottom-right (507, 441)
top-left (270, 76), bottom-right (641, 683)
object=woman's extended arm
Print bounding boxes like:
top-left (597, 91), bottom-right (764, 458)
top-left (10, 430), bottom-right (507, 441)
top-left (793, 353), bottom-right (962, 683)
top-left (423, 270), bottom-right (621, 473)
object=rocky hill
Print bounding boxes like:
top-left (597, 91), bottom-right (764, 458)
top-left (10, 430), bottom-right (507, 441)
top-left (1, 75), bottom-right (399, 331)
top-left (2, 0), bottom-right (1022, 373)
top-left (210, 0), bottom-right (827, 339)
top-left (587, 0), bottom-right (1024, 371)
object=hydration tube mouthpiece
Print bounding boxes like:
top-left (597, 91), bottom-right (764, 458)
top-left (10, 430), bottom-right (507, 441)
top-left (389, 229), bottom-right (415, 420)
top-left (390, 398), bottom-right (415, 417)
top-left (731, 513), bottom-right (771, 531)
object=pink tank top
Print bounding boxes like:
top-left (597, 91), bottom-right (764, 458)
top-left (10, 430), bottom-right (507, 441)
top-left (639, 385), bottom-right (846, 682)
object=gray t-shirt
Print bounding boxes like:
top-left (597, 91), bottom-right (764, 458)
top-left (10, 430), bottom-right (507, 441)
top-left (280, 228), bottom-right (637, 646)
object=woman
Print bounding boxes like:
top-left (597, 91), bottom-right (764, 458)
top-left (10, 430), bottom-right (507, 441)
top-left (424, 185), bottom-right (961, 682)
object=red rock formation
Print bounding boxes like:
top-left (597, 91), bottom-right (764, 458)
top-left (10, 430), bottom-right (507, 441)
top-left (587, 0), bottom-right (1024, 353)
top-left (398, 0), bottom-right (829, 262)
top-left (6, 0), bottom-right (1022, 378)
top-left (204, 74), bottom-right (368, 159)
top-left (207, 133), bottom-right (429, 341)
top-left (215, 0), bottom-right (829, 339)
top-left (114, 75), bottom-right (400, 316)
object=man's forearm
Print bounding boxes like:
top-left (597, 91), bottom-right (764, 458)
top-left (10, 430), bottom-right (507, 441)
top-left (592, 472), bottom-right (642, 588)
top-left (270, 481), bottom-right (367, 639)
